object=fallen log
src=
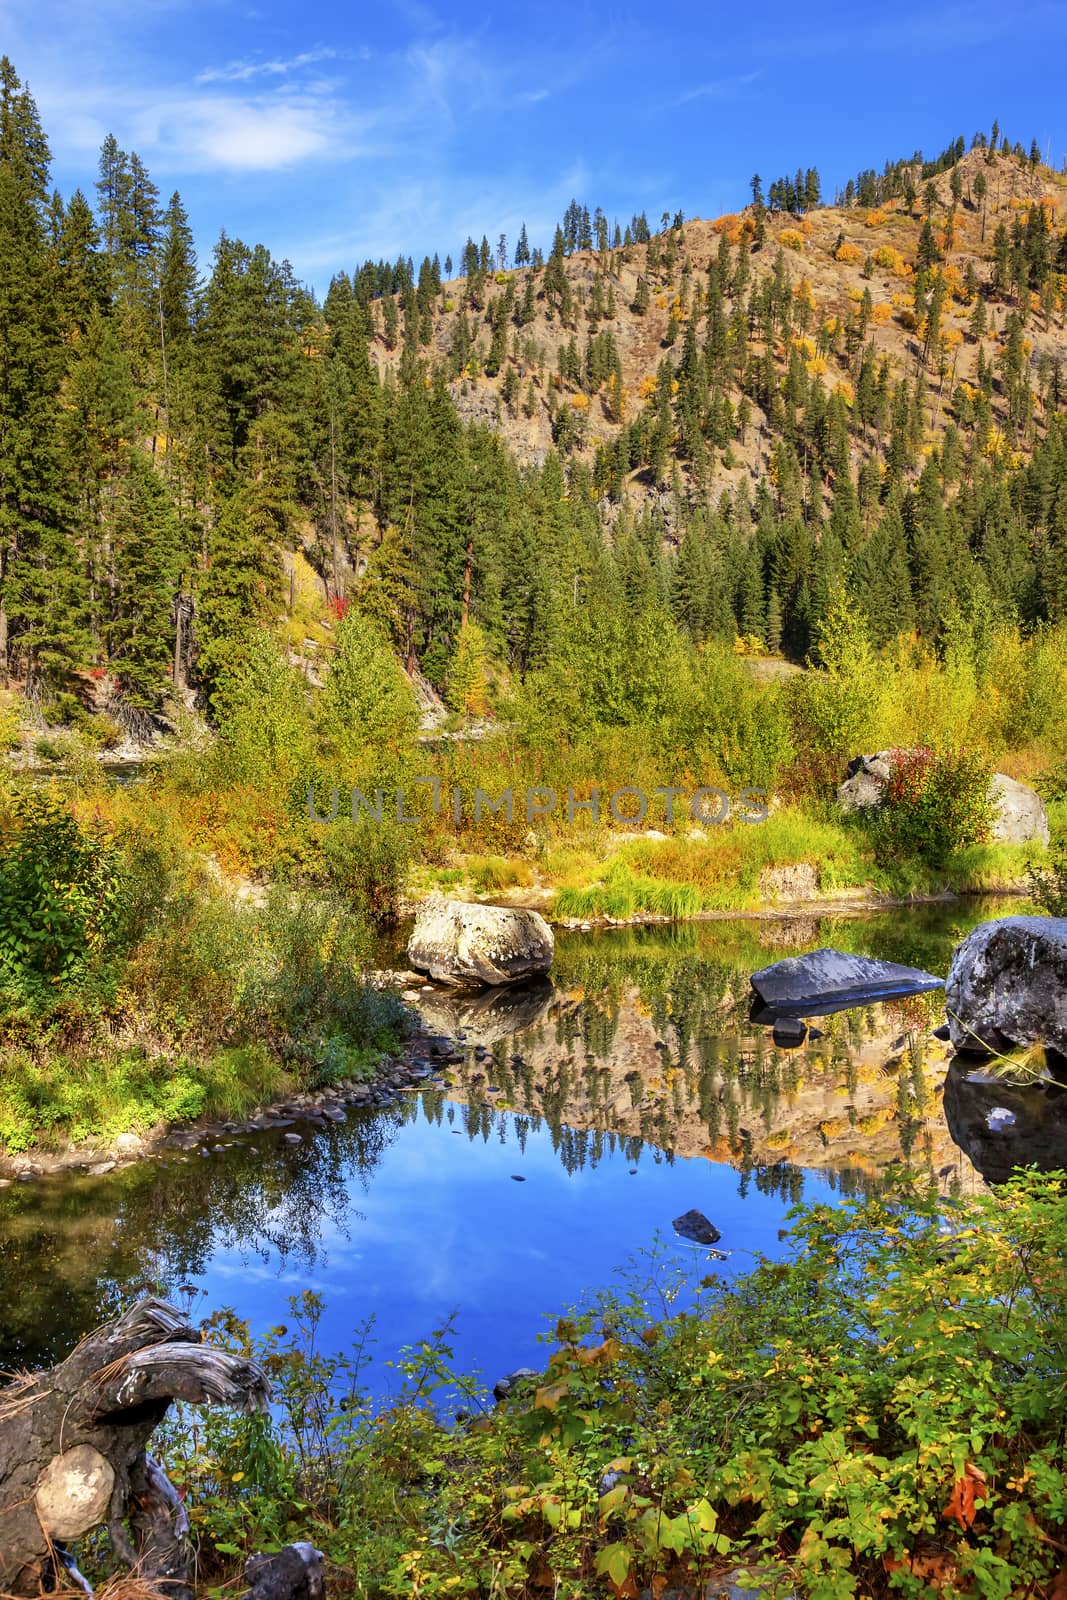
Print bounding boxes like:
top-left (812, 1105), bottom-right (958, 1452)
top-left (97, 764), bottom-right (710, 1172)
top-left (0, 1297), bottom-right (270, 1598)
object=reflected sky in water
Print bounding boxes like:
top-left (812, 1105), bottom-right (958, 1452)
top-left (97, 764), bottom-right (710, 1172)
top-left (0, 900), bottom-right (1029, 1386)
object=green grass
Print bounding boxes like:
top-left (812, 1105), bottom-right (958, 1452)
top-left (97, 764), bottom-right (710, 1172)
top-left (467, 854), bottom-right (535, 893)
top-left (0, 1043), bottom-right (294, 1154)
top-left (551, 806), bottom-right (1043, 922)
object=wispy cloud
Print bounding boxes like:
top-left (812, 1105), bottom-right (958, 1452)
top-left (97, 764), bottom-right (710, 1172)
top-left (672, 70), bottom-right (761, 108)
top-left (195, 47), bottom-right (343, 85)
top-left (36, 77), bottom-right (360, 173)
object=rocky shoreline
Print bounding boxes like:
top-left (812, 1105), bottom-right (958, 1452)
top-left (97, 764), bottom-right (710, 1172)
top-left (0, 1027), bottom-right (462, 1186)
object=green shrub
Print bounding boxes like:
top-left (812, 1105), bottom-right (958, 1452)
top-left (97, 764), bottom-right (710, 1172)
top-left (321, 815), bottom-right (415, 925)
top-left (866, 747), bottom-right (996, 865)
top-left (1027, 852), bottom-right (1067, 916)
top-left (0, 791), bottom-right (126, 984)
top-left (161, 1173), bottom-right (1067, 1599)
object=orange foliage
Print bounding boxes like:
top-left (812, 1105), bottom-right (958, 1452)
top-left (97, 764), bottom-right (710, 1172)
top-left (834, 241), bottom-right (864, 265)
top-left (942, 1463), bottom-right (988, 1531)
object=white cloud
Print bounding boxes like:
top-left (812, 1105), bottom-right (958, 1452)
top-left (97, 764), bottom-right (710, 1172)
top-left (179, 96), bottom-right (333, 169)
top-left (195, 47), bottom-right (342, 85)
top-left (35, 76), bottom-right (358, 175)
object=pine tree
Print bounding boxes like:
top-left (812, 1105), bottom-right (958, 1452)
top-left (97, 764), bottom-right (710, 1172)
top-left (158, 191), bottom-right (198, 346)
top-left (0, 57), bottom-right (87, 685)
top-left (110, 452), bottom-right (182, 704)
top-left (195, 413), bottom-right (297, 704)
top-left (53, 188), bottom-right (108, 334)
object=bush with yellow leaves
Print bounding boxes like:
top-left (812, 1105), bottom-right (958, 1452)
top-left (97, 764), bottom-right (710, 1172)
top-left (834, 241), bottom-right (865, 265)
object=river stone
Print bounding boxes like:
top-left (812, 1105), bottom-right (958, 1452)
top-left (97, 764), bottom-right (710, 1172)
top-left (672, 1209), bottom-right (722, 1245)
top-left (750, 948), bottom-right (943, 1017)
top-left (945, 916), bottom-right (1067, 1059)
top-left (838, 752), bottom-right (1049, 844)
top-left (407, 896), bottom-right (554, 988)
top-left (493, 1367), bottom-right (540, 1402)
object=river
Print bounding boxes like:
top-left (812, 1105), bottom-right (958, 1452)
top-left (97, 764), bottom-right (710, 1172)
top-left (1, 898), bottom-right (1058, 1390)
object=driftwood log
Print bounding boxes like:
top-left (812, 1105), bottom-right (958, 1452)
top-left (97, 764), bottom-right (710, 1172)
top-left (0, 1297), bottom-right (271, 1598)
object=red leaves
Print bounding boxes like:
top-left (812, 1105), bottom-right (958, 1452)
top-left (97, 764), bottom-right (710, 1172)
top-left (942, 1461), bottom-right (988, 1530)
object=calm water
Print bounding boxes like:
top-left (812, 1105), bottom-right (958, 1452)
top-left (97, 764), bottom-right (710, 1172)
top-left (0, 898), bottom-right (1053, 1388)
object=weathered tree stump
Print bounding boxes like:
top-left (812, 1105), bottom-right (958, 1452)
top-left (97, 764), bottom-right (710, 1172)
top-left (0, 1297), bottom-right (270, 1598)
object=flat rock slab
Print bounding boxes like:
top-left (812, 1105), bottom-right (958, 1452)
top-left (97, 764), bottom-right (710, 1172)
top-left (750, 947), bottom-right (943, 1019)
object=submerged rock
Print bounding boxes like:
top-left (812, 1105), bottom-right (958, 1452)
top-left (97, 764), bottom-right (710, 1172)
top-left (750, 948), bottom-right (943, 1019)
top-left (672, 1209), bottom-right (722, 1245)
top-left (837, 751), bottom-right (1049, 845)
top-left (407, 896), bottom-right (554, 988)
top-left (945, 916), bottom-right (1067, 1059)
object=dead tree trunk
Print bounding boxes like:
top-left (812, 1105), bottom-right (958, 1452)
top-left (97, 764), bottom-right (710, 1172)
top-left (0, 1298), bottom-right (270, 1598)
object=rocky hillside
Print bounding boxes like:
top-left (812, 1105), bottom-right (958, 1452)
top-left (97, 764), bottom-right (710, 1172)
top-left (367, 147), bottom-right (1067, 515)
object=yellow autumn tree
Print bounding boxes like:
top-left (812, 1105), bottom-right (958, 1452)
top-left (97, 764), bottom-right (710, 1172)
top-left (446, 621), bottom-right (491, 719)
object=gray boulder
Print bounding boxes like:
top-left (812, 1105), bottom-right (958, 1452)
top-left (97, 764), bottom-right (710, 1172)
top-left (838, 752), bottom-right (1049, 845)
top-left (988, 774), bottom-right (1051, 847)
top-left (750, 947), bottom-right (943, 1018)
top-left (407, 896), bottom-right (554, 988)
top-left (837, 751), bottom-right (895, 813)
top-left (945, 916), bottom-right (1067, 1059)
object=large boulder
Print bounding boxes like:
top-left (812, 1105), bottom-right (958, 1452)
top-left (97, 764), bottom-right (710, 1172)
top-left (988, 774), bottom-right (1051, 846)
top-left (837, 752), bottom-right (1049, 846)
top-left (945, 916), bottom-right (1067, 1059)
top-left (837, 751), bottom-right (895, 813)
top-left (407, 897), bottom-right (554, 988)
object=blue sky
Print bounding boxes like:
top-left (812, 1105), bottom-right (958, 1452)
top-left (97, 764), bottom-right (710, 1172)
top-left (4, 0), bottom-right (1066, 298)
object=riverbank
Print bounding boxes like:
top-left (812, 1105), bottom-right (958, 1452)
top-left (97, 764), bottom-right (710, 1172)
top-left (157, 1170), bottom-right (1067, 1599)
top-left (0, 1029), bottom-right (457, 1183)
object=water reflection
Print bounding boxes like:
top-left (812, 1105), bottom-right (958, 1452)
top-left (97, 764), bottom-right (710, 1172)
top-left (0, 901), bottom-right (1018, 1380)
top-left (942, 1060), bottom-right (1067, 1183)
